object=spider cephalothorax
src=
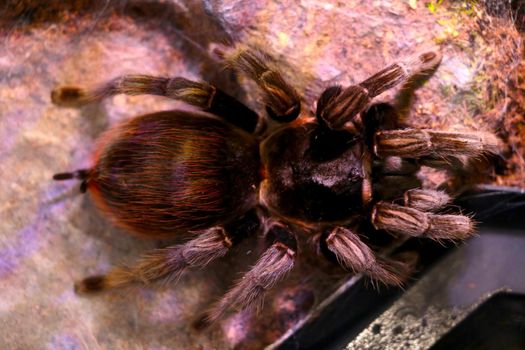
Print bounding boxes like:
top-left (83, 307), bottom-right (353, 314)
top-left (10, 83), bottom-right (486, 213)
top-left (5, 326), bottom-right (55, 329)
top-left (52, 47), bottom-right (499, 323)
top-left (260, 124), bottom-right (365, 223)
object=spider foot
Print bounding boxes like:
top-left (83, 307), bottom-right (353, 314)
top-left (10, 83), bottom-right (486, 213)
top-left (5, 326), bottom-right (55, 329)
top-left (51, 86), bottom-right (88, 106)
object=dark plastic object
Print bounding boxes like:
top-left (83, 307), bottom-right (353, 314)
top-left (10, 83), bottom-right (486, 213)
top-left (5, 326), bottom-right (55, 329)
top-left (430, 292), bottom-right (525, 350)
top-left (275, 186), bottom-right (525, 350)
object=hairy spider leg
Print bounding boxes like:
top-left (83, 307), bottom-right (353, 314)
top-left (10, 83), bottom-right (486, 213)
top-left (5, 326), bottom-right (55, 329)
top-left (316, 51), bottom-right (442, 130)
top-left (75, 210), bottom-right (260, 293)
top-left (226, 48), bottom-right (302, 122)
top-left (51, 75), bottom-right (260, 133)
top-left (374, 129), bottom-right (501, 159)
top-left (370, 129), bottom-right (498, 243)
top-left (321, 226), bottom-right (411, 286)
top-left (371, 200), bottom-right (474, 241)
top-left (203, 222), bottom-right (297, 325)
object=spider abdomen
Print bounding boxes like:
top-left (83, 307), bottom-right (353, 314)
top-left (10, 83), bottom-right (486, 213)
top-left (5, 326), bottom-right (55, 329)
top-left (88, 111), bottom-right (260, 237)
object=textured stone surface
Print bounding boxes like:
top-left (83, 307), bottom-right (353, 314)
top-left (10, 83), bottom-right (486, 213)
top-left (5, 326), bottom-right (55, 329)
top-left (0, 1), bottom-right (521, 349)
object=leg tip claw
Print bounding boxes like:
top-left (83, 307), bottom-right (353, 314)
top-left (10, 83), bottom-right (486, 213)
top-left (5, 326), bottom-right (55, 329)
top-left (74, 276), bottom-right (106, 294)
top-left (51, 86), bottom-right (86, 106)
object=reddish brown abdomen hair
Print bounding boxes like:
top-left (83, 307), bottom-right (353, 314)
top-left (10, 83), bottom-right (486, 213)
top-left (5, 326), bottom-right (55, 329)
top-left (88, 111), bottom-right (260, 238)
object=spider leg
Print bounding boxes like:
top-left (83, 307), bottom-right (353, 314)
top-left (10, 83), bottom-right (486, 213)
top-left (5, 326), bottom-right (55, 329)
top-left (373, 174), bottom-right (421, 201)
top-left (75, 210), bottom-right (260, 293)
top-left (374, 156), bottom-right (420, 176)
top-left (371, 198), bottom-right (474, 241)
top-left (51, 75), bottom-right (260, 133)
top-left (403, 188), bottom-right (451, 212)
top-left (205, 222), bottom-right (297, 324)
top-left (374, 129), bottom-right (501, 159)
top-left (321, 227), bottom-right (411, 286)
top-left (418, 156), bottom-right (469, 170)
top-left (226, 48), bottom-right (301, 122)
top-left (316, 51), bottom-right (442, 130)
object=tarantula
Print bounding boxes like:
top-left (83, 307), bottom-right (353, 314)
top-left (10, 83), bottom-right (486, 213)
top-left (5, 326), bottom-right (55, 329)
top-left (51, 47), bottom-right (499, 323)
